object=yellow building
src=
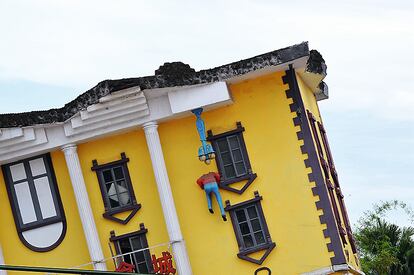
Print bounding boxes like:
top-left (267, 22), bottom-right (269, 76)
top-left (0, 42), bottom-right (362, 275)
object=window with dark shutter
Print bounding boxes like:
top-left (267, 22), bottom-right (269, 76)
top-left (110, 224), bottom-right (153, 274)
top-left (92, 152), bottom-right (141, 224)
top-left (225, 191), bottom-right (275, 265)
top-left (306, 110), bottom-right (347, 245)
top-left (317, 121), bottom-right (357, 254)
top-left (207, 122), bottom-right (257, 194)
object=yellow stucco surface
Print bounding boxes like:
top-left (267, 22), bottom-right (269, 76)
top-left (0, 70), bottom-right (360, 275)
top-left (157, 71), bottom-right (333, 274)
top-left (75, 129), bottom-right (171, 270)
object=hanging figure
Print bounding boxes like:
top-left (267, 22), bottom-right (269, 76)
top-left (197, 172), bottom-right (227, 221)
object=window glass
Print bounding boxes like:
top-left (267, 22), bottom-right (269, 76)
top-left (29, 158), bottom-right (47, 176)
top-left (228, 136), bottom-right (239, 149)
top-left (92, 154), bottom-right (140, 223)
top-left (225, 193), bottom-right (275, 263)
top-left (34, 177), bottom-right (57, 219)
top-left (235, 162), bottom-right (246, 176)
top-left (114, 167), bottom-right (124, 180)
top-left (116, 234), bottom-right (151, 274)
top-left (10, 163), bottom-right (26, 182)
top-left (14, 181), bottom-right (37, 224)
top-left (214, 133), bottom-right (249, 180)
top-left (228, 197), bottom-right (271, 251)
top-left (101, 166), bottom-right (132, 209)
top-left (103, 169), bottom-right (113, 182)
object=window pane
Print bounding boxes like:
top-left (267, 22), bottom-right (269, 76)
top-left (130, 236), bottom-right (143, 250)
top-left (217, 139), bottom-right (229, 152)
top-left (221, 152), bottom-right (232, 165)
top-left (247, 206), bottom-right (258, 219)
top-left (34, 176), bottom-right (57, 219)
top-left (117, 179), bottom-right (128, 189)
top-left (10, 163), bottom-right (27, 182)
top-left (105, 182), bottom-right (113, 192)
top-left (113, 167), bottom-right (124, 180)
top-left (243, 235), bottom-right (254, 248)
top-left (14, 181), bottom-right (37, 224)
top-left (29, 158), bottom-right (47, 177)
top-left (109, 195), bottom-right (121, 208)
top-left (235, 162), bottom-right (246, 176)
top-left (137, 262), bottom-right (149, 273)
top-left (236, 209), bottom-right (246, 222)
top-left (224, 165), bottom-right (236, 179)
top-left (251, 219), bottom-right (262, 232)
top-left (134, 251), bottom-right (146, 263)
top-left (118, 239), bottom-right (132, 264)
top-left (228, 136), bottom-right (240, 150)
top-left (103, 170), bottom-right (113, 183)
top-left (254, 231), bottom-right (265, 245)
top-left (116, 181), bottom-right (131, 206)
top-left (239, 222), bottom-right (250, 235)
top-left (107, 183), bottom-right (117, 196)
top-left (232, 149), bottom-right (243, 162)
top-left (118, 192), bottom-right (131, 206)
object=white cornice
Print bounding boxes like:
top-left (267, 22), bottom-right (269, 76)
top-left (0, 82), bottom-right (232, 164)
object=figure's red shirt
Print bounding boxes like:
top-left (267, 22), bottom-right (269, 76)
top-left (196, 172), bottom-right (220, 189)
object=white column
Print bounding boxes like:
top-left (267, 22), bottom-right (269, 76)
top-left (143, 122), bottom-right (192, 275)
top-left (61, 144), bottom-right (107, 271)
top-left (0, 244), bottom-right (6, 275)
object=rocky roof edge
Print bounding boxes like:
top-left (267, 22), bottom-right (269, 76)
top-left (0, 42), bottom-right (314, 128)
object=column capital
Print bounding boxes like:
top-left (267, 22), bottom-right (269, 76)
top-left (143, 121), bottom-right (158, 131)
top-left (61, 143), bottom-right (77, 154)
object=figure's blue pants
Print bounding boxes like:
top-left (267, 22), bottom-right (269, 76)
top-left (204, 182), bottom-right (225, 216)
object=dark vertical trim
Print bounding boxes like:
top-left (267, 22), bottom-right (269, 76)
top-left (282, 66), bottom-right (346, 265)
top-left (318, 122), bottom-right (357, 253)
top-left (308, 110), bottom-right (347, 245)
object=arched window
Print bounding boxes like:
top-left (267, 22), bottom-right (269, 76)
top-left (2, 153), bottom-right (66, 252)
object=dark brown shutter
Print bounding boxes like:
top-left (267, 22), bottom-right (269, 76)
top-left (318, 121), bottom-right (357, 253)
top-left (307, 110), bottom-right (348, 247)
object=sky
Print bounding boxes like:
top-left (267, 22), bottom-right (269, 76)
top-left (0, 0), bottom-right (413, 227)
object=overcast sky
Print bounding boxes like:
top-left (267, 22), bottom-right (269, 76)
top-left (0, 0), bottom-right (413, 226)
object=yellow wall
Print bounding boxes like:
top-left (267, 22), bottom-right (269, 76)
top-left (75, 129), bottom-right (171, 270)
top-left (0, 70), bottom-right (359, 275)
top-left (297, 74), bottom-right (360, 270)
top-left (157, 71), bottom-right (333, 274)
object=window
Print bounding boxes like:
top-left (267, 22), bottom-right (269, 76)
top-left (110, 223), bottom-right (153, 274)
top-left (225, 191), bottom-right (275, 265)
top-left (1, 153), bottom-right (66, 251)
top-left (92, 152), bottom-right (141, 224)
top-left (207, 122), bottom-right (257, 194)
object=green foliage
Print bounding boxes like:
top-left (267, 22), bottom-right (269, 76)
top-left (355, 200), bottom-right (414, 275)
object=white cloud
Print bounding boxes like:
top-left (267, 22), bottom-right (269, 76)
top-left (0, 0), bottom-right (413, 224)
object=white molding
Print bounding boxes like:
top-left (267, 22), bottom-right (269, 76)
top-left (0, 82), bottom-right (233, 165)
top-left (143, 122), bottom-right (192, 275)
top-left (64, 88), bottom-right (149, 137)
top-left (62, 144), bottom-right (107, 271)
top-left (0, 128), bottom-right (47, 156)
top-left (168, 82), bottom-right (231, 114)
